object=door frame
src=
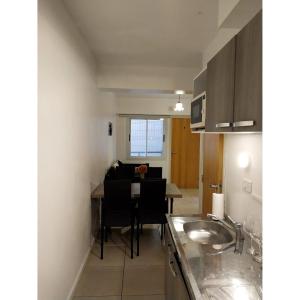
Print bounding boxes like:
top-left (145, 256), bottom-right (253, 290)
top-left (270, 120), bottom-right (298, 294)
top-left (201, 134), bottom-right (224, 215)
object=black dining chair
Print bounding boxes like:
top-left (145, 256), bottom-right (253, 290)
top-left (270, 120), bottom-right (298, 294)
top-left (136, 178), bottom-right (167, 255)
top-left (146, 167), bottom-right (163, 179)
top-left (101, 179), bottom-right (136, 259)
top-left (115, 166), bottom-right (135, 180)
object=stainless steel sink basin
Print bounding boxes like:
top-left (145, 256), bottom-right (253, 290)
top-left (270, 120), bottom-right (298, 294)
top-left (183, 220), bottom-right (233, 245)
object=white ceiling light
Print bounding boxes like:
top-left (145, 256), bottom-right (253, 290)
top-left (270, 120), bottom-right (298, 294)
top-left (175, 90), bottom-right (185, 95)
top-left (174, 91), bottom-right (185, 112)
top-left (174, 101), bottom-right (184, 112)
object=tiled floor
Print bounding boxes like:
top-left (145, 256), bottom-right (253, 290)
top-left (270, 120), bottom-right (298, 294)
top-left (73, 189), bottom-right (199, 300)
top-left (173, 189), bottom-right (200, 214)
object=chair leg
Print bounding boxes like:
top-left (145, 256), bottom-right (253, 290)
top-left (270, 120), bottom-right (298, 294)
top-left (131, 222), bottom-right (134, 259)
top-left (105, 226), bottom-right (108, 242)
top-left (170, 198), bottom-right (174, 213)
top-left (136, 219), bottom-right (140, 256)
top-left (160, 224), bottom-right (163, 240)
top-left (100, 223), bottom-right (104, 259)
top-left (166, 197), bottom-right (169, 213)
top-left (140, 223), bottom-right (143, 234)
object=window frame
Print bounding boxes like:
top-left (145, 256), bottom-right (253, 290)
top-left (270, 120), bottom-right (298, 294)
top-left (127, 116), bottom-right (166, 160)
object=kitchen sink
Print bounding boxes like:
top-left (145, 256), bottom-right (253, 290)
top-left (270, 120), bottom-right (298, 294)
top-left (183, 220), bottom-right (233, 245)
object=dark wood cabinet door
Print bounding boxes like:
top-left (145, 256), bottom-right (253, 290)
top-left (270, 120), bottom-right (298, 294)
top-left (233, 11), bottom-right (262, 132)
top-left (193, 69), bottom-right (206, 98)
top-left (206, 37), bottom-right (236, 132)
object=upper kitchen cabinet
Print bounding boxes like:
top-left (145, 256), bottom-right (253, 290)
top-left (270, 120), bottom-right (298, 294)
top-left (206, 37), bottom-right (236, 132)
top-left (190, 69), bottom-right (207, 132)
top-left (204, 11), bottom-right (262, 133)
top-left (233, 11), bottom-right (262, 131)
top-left (193, 69), bottom-right (206, 98)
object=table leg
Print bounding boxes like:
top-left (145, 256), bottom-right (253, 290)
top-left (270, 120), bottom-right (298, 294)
top-left (91, 197), bottom-right (101, 242)
top-left (170, 198), bottom-right (174, 214)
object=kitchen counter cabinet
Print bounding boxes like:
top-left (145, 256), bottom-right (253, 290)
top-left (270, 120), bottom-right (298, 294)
top-left (166, 214), bottom-right (262, 300)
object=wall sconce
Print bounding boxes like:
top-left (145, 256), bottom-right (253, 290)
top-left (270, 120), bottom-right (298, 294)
top-left (237, 152), bottom-right (250, 169)
top-left (108, 122), bottom-right (112, 136)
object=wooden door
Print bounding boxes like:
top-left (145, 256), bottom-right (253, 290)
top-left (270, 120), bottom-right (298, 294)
top-left (234, 10), bottom-right (262, 132)
top-left (206, 37), bottom-right (236, 132)
top-left (202, 134), bottom-right (224, 215)
top-left (171, 118), bottom-right (199, 188)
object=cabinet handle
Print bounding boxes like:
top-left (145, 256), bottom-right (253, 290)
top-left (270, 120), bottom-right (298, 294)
top-left (215, 122), bottom-right (232, 128)
top-left (233, 120), bottom-right (255, 127)
top-left (168, 260), bottom-right (177, 278)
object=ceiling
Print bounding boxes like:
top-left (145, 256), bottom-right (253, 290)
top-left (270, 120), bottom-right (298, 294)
top-left (64, 0), bottom-right (219, 68)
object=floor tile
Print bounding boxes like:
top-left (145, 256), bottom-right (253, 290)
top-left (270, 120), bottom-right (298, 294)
top-left (173, 189), bottom-right (199, 214)
top-left (180, 189), bottom-right (199, 198)
top-left (125, 239), bottom-right (165, 266)
top-left (72, 190), bottom-right (199, 298)
top-left (73, 297), bottom-right (121, 300)
top-left (122, 226), bottom-right (164, 260)
top-left (89, 244), bottom-right (125, 267)
top-left (100, 228), bottom-right (128, 246)
top-left (122, 295), bottom-right (165, 300)
top-left (124, 226), bottom-right (162, 245)
top-left (122, 265), bottom-right (165, 296)
top-left (74, 265), bottom-right (123, 297)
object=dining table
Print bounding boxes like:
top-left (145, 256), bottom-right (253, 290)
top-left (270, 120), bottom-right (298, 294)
top-left (90, 182), bottom-right (183, 239)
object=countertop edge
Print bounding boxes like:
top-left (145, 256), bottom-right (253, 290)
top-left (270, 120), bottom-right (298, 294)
top-left (166, 214), bottom-right (203, 300)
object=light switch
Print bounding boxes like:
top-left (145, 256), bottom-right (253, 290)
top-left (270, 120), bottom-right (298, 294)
top-left (242, 178), bottom-right (252, 193)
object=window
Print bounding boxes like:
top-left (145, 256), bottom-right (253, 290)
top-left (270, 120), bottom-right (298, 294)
top-left (129, 118), bottom-right (165, 158)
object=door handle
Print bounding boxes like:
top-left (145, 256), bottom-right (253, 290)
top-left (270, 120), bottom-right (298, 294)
top-left (209, 184), bottom-right (222, 191)
top-left (233, 120), bottom-right (255, 127)
top-left (216, 122), bottom-right (232, 128)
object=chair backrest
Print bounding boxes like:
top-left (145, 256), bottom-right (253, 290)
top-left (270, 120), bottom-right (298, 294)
top-left (115, 166), bottom-right (135, 180)
top-left (146, 167), bottom-right (162, 179)
top-left (103, 179), bottom-right (132, 210)
top-left (118, 162), bottom-right (149, 168)
top-left (104, 166), bottom-right (117, 181)
top-left (140, 179), bottom-right (166, 210)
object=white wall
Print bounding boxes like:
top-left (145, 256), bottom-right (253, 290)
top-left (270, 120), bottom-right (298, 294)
top-left (223, 133), bottom-right (262, 233)
top-left (97, 65), bottom-right (200, 92)
top-left (38, 1), bottom-right (116, 299)
top-left (91, 92), bottom-right (117, 183)
top-left (116, 94), bottom-right (191, 116)
top-left (115, 94), bottom-right (191, 182)
top-left (219, 0), bottom-right (262, 29)
top-left (218, 0), bottom-right (240, 27)
top-left (202, 28), bottom-right (239, 66)
top-left (203, 0), bottom-right (261, 67)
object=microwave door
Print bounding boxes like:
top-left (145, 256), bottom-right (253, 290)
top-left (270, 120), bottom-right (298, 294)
top-left (191, 100), bottom-right (202, 124)
top-left (191, 93), bottom-right (206, 129)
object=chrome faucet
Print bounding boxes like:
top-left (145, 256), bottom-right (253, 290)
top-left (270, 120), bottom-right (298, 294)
top-left (207, 213), bottom-right (244, 254)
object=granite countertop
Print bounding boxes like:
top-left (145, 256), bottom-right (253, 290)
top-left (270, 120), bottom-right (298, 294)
top-left (166, 214), bottom-right (262, 300)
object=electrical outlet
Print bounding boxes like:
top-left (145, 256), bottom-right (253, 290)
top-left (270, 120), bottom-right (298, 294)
top-left (242, 178), bottom-right (252, 193)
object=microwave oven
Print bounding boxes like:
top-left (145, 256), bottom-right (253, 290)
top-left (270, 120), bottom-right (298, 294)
top-left (190, 91), bottom-right (206, 129)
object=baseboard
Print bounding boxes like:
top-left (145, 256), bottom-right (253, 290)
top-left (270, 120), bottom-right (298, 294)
top-left (66, 238), bottom-right (95, 300)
